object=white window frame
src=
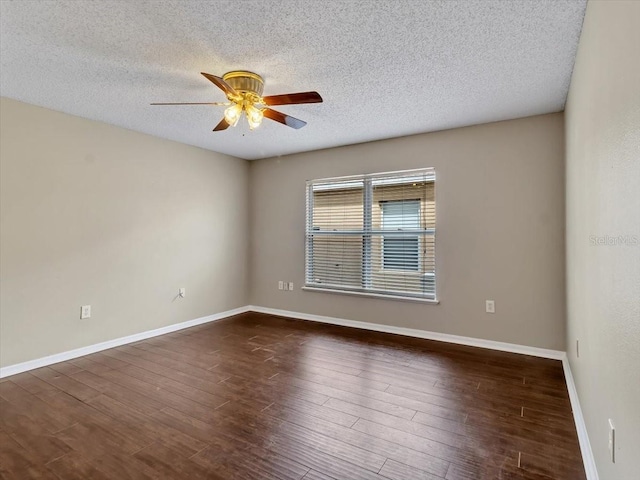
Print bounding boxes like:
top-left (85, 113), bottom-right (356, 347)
top-left (304, 168), bottom-right (438, 303)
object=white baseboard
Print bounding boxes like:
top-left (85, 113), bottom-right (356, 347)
top-left (247, 305), bottom-right (565, 360)
top-left (0, 306), bottom-right (251, 378)
top-left (562, 355), bottom-right (599, 480)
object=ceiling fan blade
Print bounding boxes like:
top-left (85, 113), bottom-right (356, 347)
top-left (263, 108), bottom-right (307, 129)
top-left (201, 72), bottom-right (238, 97)
top-left (213, 118), bottom-right (230, 131)
top-left (150, 102), bottom-right (229, 106)
top-left (262, 91), bottom-right (323, 106)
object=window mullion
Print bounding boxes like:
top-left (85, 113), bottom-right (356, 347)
top-left (305, 182), bottom-right (314, 284)
top-left (362, 178), bottom-right (372, 289)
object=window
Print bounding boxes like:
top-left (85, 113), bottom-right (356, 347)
top-left (381, 200), bottom-right (420, 271)
top-left (305, 168), bottom-right (436, 301)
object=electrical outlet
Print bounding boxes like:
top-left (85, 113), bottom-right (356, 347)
top-left (283, 281), bottom-right (289, 291)
top-left (608, 419), bottom-right (615, 463)
top-left (485, 300), bottom-right (495, 314)
top-left (278, 281), bottom-right (284, 290)
top-left (288, 282), bottom-right (294, 291)
top-left (179, 288), bottom-right (186, 298)
top-left (80, 305), bottom-right (91, 319)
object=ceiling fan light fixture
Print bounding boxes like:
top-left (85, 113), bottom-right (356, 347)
top-left (246, 104), bottom-right (264, 130)
top-left (224, 103), bottom-right (243, 127)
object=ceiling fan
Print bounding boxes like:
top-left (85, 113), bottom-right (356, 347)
top-left (151, 71), bottom-right (323, 131)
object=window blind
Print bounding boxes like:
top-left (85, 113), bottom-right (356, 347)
top-left (305, 168), bottom-right (436, 300)
top-left (381, 200), bottom-right (420, 271)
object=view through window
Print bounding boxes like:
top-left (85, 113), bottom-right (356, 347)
top-left (305, 168), bottom-right (436, 300)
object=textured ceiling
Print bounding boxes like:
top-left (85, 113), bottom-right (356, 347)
top-left (0, 0), bottom-right (586, 160)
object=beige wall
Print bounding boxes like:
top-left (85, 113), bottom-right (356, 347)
top-left (0, 98), bottom-right (250, 367)
top-left (250, 113), bottom-right (566, 350)
top-left (565, 1), bottom-right (640, 478)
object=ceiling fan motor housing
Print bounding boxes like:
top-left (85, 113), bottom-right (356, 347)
top-left (222, 71), bottom-right (265, 98)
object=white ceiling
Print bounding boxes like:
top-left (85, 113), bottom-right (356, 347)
top-left (0, 0), bottom-right (586, 160)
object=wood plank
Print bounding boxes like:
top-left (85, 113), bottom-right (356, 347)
top-left (29, 366), bottom-right (101, 401)
top-left (270, 373), bottom-right (417, 419)
top-left (0, 398), bottom-right (71, 464)
top-left (0, 381), bottom-right (76, 434)
top-left (35, 390), bottom-right (155, 454)
top-left (155, 407), bottom-right (310, 480)
top-left (133, 442), bottom-right (221, 480)
top-left (70, 370), bottom-right (166, 415)
top-left (324, 397), bottom-right (467, 442)
top-left (67, 357), bottom-right (113, 375)
top-left (379, 459), bottom-right (445, 480)
top-left (46, 451), bottom-right (113, 480)
top-left (0, 430), bottom-right (59, 479)
top-left (268, 396), bottom-right (358, 428)
top-left (5, 373), bottom-right (58, 395)
top-left (254, 399), bottom-right (450, 478)
top-left (86, 394), bottom-right (208, 457)
top-left (302, 470), bottom-right (337, 480)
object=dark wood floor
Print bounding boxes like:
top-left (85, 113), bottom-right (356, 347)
top-left (0, 312), bottom-right (586, 480)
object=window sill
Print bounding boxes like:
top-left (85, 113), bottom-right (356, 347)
top-left (302, 286), bottom-right (440, 304)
